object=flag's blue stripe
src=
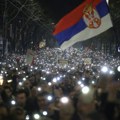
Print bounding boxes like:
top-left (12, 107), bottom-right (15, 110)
top-left (54, 0), bottom-right (109, 46)
top-left (96, 0), bottom-right (109, 18)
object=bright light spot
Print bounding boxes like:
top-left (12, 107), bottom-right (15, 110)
top-left (57, 77), bottom-right (60, 81)
top-left (43, 77), bottom-right (46, 80)
top-left (23, 78), bottom-right (26, 81)
top-left (53, 78), bottom-right (57, 83)
top-left (82, 86), bottom-right (90, 94)
top-left (71, 67), bottom-right (75, 70)
top-left (60, 75), bottom-right (63, 78)
top-left (47, 95), bottom-right (53, 101)
top-left (18, 82), bottom-right (23, 86)
top-left (8, 64), bottom-right (11, 67)
top-left (78, 81), bottom-right (81, 85)
top-left (82, 78), bottom-right (85, 81)
top-left (48, 82), bottom-right (52, 86)
top-left (16, 68), bottom-right (18, 71)
top-left (33, 114), bottom-right (40, 119)
top-left (73, 76), bottom-right (76, 79)
top-left (8, 80), bottom-right (12, 83)
top-left (91, 81), bottom-right (95, 84)
top-left (101, 66), bottom-right (108, 73)
top-left (97, 76), bottom-right (100, 78)
top-left (67, 70), bottom-right (71, 73)
top-left (43, 111), bottom-right (48, 116)
top-left (106, 0), bottom-right (109, 4)
top-left (26, 115), bottom-right (30, 120)
top-left (46, 71), bottom-right (50, 74)
top-left (60, 97), bottom-right (69, 104)
top-left (18, 72), bottom-right (21, 75)
top-left (109, 70), bottom-right (114, 75)
top-left (80, 84), bottom-right (84, 88)
top-left (37, 87), bottom-right (42, 91)
top-left (11, 100), bottom-right (16, 105)
top-left (31, 66), bottom-right (33, 69)
top-left (117, 66), bottom-right (120, 72)
top-left (35, 67), bottom-right (38, 70)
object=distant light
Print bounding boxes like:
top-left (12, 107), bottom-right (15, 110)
top-left (78, 81), bottom-right (81, 85)
top-left (47, 95), bottom-right (53, 101)
top-left (11, 100), bottom-right (16, 105)
top-left (33, 114), bottom-right (40, 119)
top-left (16, 68), bottom-right (18, 71)
top-left (82, 78), bottom-right (85, 81)
top-left (42, 111), bottom-right (48, 116)
top-left (91, 81), bottom-right (95, 84)
top-left (8, 80), bottom-right (12, 83)
top-left (43, 77), bottom-right (46, 80)
top-left (23, 78), bottom-right (26, 81)
top-left (18, 72), bottom-right (21, 75)
top-left (73, 76), bottom-right (76, 79)
top-left (31, 66), bottom-right (33, 69)
top-left (117, 66), bottom-right (120, 72)
top-left (106, 0), bottom-right (109, 4)
top-left (57, 77), bottom-right (60, 81)
top-left (109, 70), bottom-right (114, 75)
top-left (60, 97), bottom-right (69, 104)
top-left (18, 82), bottom-right (23, 86)
top-left (82, 86), bottom-right (90, 94)
top-left (8, 64), bottom-right (11, 67)
top-left (26, 115), bottom-right (30, 120)
top-left (37, 87), bottom-right (42, 91)
top-left (53, 78), bottom-right (57, 83)
top-left (35, 67), bottom-right (38, 70)
top-left (71, 67), bottom-right (75, 70)
top-left (46, 71), bottom-right (50, 74)
top-left (48, 82), bottom-right (52, 86)
top-left (67, 70), bottom-right (71, 73)
top-left (81, 84), bottom-right (84, 88)
top-left (101, 66), bottom-right (108, 73)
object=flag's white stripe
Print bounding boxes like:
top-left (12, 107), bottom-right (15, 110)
top-left (60, 14), bottom-right (113, 50)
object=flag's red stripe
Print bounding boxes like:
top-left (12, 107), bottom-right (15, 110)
top-left (53, 0), bottom-right (101, 35)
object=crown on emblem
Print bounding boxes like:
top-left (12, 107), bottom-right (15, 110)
top-left (83, 3), bottom-right (93, 14)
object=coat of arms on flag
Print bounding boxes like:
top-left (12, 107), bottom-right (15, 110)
top-left (83, 3), bottom-right (101, 29)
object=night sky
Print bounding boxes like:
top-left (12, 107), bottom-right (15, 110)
top-left (38, 0), bottom-right (83, 22)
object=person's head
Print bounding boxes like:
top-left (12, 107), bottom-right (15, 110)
top-left (9, 107), bottom-right (25, 120)
top-left (84, 70), bottom-right (91, 78)
top-left (16, 89), bottom-right (27, 107)
top-left (23, 80), bottom-right (31, 89)
top-left (77, 86), bottom-right (95, 115)
top-left (4, 86), bottom-right (12, 97)
top-left (59, 100), bottom-right (75, 120)
top-left (31, 86), bottom-right (38, 97)
top-left (37, 92), bottom-right (48, 110)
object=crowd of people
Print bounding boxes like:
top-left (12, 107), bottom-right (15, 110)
top-left (0, 47), bottom-right (120, 120)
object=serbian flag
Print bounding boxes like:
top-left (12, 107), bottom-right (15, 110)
top-left (53, 0), bottom-right (113, 50)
